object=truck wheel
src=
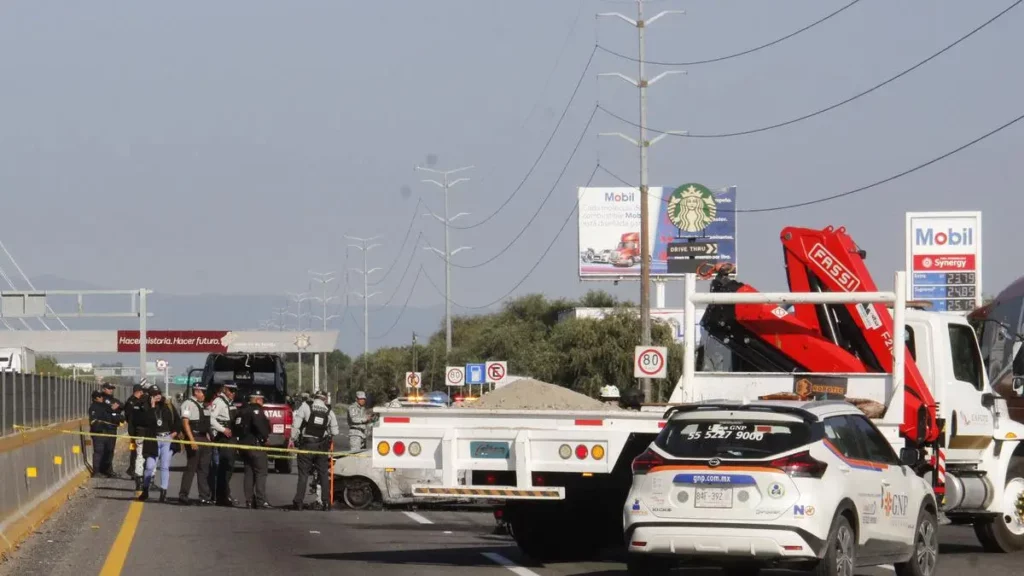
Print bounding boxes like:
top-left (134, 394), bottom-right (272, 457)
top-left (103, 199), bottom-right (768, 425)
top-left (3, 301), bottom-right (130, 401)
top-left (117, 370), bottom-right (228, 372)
top-left (973, 459), bottom-right (1024, 552)
top-left (812, 515), bottom-right (855, 576)
top-left (625, 554), bottom-right (673, 575)
top-left (341, 478), bottom-right (377, 510)
top-left (274, 459), bottom-right (292, 474)
top-left (895, 507), bottom-right (938, 576)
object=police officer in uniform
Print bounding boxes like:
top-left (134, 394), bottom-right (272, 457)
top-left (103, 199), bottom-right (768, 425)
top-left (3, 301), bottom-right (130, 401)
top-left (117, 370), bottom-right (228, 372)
top-left (291, 390), bottom-right (339, 510)
top-left (208, 381), bottom-right (239, 507)
top-left (238, 389), bottom-right (272, 509)
top-left (98, 382), bottom-right (124, 477)
top-left (177, 383), bottom-right (213, 505)
top-left (347, 391), bottom-right (370, 451)
top-left (124, 383), bottom-right (146, 479)
top-left (88, 390), bottom-right (118, 478)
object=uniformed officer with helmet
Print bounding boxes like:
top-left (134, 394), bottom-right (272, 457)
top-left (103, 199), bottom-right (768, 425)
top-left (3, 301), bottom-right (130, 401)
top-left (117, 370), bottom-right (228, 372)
top-left (238, 389), bottom-right (272, 509)
top-left (209, 381), bottom-right (239, 507)
top-left (177, 383), bottom-right (212, 505)
top-left (347, 391), bottom-right (370, 451)
top-left (291, 389), bottom-right (339, 510)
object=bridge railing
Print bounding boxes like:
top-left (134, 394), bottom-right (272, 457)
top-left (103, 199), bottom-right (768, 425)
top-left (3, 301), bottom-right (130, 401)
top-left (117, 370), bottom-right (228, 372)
top-left (0, 372), bottom-right (129, 436)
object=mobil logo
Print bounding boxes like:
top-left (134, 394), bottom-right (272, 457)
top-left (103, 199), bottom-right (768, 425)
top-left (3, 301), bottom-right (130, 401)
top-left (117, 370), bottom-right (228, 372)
top-left (604, 191), bottom-right (635, 202)
top-left (808, 243), bottom-right (861, 292)
top-left (915, 226), bottom-right (974, 247)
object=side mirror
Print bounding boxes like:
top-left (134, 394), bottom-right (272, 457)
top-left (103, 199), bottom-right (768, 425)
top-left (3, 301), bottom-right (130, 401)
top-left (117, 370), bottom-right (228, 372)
top-left (899, 447), bottom-right (920, 467)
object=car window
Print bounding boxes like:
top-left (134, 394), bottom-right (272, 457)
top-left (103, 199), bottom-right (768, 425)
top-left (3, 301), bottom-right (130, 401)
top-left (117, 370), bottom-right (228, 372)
top-left (948, 324), bottom-right (984, 391)
top-left (822, 416), bottom-right (861, 459)
top-left (845, 415), bottom-right (898, 465)
top-left (656, 419), bottom-right (813, 459)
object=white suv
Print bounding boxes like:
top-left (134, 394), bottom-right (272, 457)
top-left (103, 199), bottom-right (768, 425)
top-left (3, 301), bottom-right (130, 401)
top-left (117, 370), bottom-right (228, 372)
top-left (623, 400), bottom-right (938, 576)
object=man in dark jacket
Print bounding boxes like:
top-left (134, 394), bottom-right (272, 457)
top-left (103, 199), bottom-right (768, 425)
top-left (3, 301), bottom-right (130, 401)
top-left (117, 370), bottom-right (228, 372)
top-left (238, 389), bottom-right (272, 509)
top-left (88, 390), bottom-right (119, 478)
top-left (139, 385), bottom-right (178, 502)
top-left (124, 383), bottom-right (146, 479)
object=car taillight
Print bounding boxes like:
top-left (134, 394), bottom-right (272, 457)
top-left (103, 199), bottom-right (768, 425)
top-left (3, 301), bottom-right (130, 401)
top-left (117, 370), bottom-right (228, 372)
top-left (631, 448), bottom-right (665, 475)
top-left (283, 408), bottom-right (293, 428)
top-left (394, 441), bottom-right (406, 456)
top-left (770, 451), bottom-right (828, 478)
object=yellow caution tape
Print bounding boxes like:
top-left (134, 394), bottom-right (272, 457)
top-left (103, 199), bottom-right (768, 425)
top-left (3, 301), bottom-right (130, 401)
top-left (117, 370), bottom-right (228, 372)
top-left (12, 425), bottom-right (366, 458)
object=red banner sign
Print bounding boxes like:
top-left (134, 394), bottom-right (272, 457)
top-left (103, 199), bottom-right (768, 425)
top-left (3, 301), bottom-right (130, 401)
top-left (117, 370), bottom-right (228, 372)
top-left (116, 330), bottom-right (229, 353)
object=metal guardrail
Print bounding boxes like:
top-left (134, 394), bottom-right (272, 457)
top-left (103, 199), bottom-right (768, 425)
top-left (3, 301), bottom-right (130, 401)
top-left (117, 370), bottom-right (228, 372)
top-left (0, 372), bottom-right (130, 436)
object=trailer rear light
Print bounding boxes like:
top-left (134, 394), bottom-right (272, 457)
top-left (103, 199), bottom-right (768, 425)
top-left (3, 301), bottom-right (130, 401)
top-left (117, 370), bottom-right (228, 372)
top-left (408, 441), bottom-right (422, 457)
top-left (493, 508), bottom-right (503, 519)
top-left (558, 444), bottom-right (572, 459)
top-left (658, 421), bottom-right (666, 428)
top-left (591, 445), bottom-right (605, 460)
top-left (485, 474), bottom-right (498, 484)
top-left (393, 441), bottom-right (406, 456)
top-left (783, 545), bottom-right (804, 551)
top-left (383, 416), bottom-right (411, 424)
top-left (630, 541), bottom-right (647, 547)
top-left (377, 441), bottom-right (390, 456)
top-left (574, 419), bottom-right (603, 426)
top-left (533, 474), bottom-right (545, 485)
top-left (770, 451), bottom-right (828, 478)
top-left (631, 448), bottom-right (665, 475)
top-left (575, 444), bottom-right (588, 460)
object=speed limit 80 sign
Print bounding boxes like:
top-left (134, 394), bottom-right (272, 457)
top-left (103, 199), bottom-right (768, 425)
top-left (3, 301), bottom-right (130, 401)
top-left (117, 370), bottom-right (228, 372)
top-left (634, 346), bottom-right (668, 379)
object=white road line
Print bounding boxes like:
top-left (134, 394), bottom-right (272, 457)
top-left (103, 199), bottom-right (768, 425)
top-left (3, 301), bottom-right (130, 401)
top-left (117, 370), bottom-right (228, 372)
top-left (403, 511), bottom-right (433, 524)
top-left (481, 552), bottom-right (542, 576)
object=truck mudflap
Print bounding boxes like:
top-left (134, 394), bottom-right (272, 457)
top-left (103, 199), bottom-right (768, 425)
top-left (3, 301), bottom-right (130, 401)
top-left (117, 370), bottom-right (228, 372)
top-left (411, 486), bottom-right (565, 500)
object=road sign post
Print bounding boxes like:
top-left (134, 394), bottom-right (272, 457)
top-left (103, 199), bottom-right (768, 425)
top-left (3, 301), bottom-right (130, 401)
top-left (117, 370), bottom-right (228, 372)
top-left (485, 361), bottom-right (507, 391)
top-left (445, 366), bottom-right (466, 387)
top-left (466, 363), bottom-right (485, 398)
top-left (405, 371), bottom-right (422, 390)
top-left (634, 346), bottom-right (667, 379)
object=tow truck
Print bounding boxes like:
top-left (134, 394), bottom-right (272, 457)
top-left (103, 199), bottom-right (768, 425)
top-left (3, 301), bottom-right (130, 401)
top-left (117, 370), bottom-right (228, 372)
top-left (371, 225), bottom-right (1024, 560)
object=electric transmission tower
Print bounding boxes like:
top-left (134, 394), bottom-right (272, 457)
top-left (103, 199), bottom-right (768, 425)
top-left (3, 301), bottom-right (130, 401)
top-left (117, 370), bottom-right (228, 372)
top-left (346, 235), bottom-right (382, 364)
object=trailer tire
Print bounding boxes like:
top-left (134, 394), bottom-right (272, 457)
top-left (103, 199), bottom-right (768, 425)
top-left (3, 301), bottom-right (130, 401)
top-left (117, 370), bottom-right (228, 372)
top-left (973, 459), bottom-right (1024, 553)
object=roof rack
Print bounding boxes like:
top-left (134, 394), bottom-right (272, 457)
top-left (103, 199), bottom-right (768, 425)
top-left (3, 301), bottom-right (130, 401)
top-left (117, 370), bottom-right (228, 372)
top-left (662, 402), bottom-right (820, 423)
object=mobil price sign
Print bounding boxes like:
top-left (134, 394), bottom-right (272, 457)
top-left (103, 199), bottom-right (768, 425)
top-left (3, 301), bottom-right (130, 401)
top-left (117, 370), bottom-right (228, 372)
top-left (905, 211), bottom-right (982, 313)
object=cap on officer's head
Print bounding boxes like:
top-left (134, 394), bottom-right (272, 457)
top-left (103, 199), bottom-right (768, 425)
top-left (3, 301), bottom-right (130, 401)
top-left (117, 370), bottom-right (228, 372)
top-left (132, 383), bottom-right (144, 392)
top-left (149, 385), bottom-right (162, 395)
top-left (355, 391), bottom-right (366, 400)
top-left (91, 390), bottom-right (104, 400)
top-left (222, 381), bottom-right (238, 390)
top-left (193, 382), bottom-right (207, 392)
top-left (102, 382), bottom-right (115, 390)
top-left (314, 389), bottom-right (328, 400)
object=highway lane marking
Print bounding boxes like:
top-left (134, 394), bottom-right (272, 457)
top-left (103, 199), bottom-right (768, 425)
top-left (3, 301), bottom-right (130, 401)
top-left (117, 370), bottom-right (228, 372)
top-left (403, 511), bottom-right (433, 524)
top-left (481, 552), bottom-right (542, 576)
top-left (98, 501), bottom-right (144, 576)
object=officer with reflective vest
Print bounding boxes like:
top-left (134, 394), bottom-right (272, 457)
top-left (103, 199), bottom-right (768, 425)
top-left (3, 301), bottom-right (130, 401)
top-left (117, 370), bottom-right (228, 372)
top-left (209, 381), bottom-right (239, 507)
top-left (177, 383), bottom-right (213, 505)
top-left (238, 389), bottom-right (272, 509)
top-left (291, 390), bottom-right (338, 510)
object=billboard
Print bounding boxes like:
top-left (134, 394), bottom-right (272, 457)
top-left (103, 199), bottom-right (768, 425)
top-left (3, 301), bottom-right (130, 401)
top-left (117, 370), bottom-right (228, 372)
top-left (905, 211), bottom-right (982, 313)
top-left (577, 184), bottom-right (738, 279)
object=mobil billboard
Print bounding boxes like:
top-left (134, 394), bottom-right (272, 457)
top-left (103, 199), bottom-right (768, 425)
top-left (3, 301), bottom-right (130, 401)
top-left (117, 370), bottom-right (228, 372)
top-left (905, 211), bottom-right (982, 312)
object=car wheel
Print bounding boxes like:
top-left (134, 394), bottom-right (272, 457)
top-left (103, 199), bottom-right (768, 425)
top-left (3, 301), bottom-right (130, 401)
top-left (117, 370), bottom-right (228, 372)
top-left (812, 514), bottom-right (855, 576)
top-left (974, 458), bottom-right (1024, 552)
top-left (625, 554), bottom-right (673, 576)
top-left (342, 478), bottom-right (377, 510)
top-left (895, 507), bottom-right (938, 576)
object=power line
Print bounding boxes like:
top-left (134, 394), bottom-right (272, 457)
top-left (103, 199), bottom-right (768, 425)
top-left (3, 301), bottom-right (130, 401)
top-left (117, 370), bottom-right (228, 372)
top-left (375, 233), bottom-right (423, 308)
top-left (422, 164), bottom-right (599, 311)
top-left (448, 45), bottom-right (598, 231)
top-left (599, 0), bottom-right (1022, 139)
top-left (369, 198), bottom-right (423, 286)
top-left (597, 0), bottom-right (863, 66)
top-left (443, 106), bottom-right (596, 270)
top-left (597, 106), bottom-right (1024, 212)
top-left (518, 0), bottom-right (586, 130)
top-left (371, 266), bottom-right (425, 340)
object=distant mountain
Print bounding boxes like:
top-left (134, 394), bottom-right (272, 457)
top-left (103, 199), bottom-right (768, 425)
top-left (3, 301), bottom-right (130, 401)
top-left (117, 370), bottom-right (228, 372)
top-left (23, 274), bottom-right (471, 358)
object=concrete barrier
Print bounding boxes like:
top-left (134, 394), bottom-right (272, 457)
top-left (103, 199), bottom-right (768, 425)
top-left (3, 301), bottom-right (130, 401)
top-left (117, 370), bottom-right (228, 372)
top-left (0, 419), bottom-right (94, 558)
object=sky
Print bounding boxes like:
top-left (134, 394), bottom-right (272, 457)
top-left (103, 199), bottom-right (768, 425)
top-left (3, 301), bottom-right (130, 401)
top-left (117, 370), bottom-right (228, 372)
top-left (1, 0), bottom-right (1022, 334)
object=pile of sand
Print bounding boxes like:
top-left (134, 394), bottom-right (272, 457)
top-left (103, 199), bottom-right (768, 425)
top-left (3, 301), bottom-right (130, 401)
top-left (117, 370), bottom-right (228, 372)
top-left (466, 378), bottom-right (622, 411)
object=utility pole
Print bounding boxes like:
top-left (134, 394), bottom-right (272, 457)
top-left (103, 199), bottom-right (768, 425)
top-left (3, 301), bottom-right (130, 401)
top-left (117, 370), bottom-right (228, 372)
top-left (598, 0), bottom-right (684, 402)
top-left (309, 270), bottom-right (339, 391)
top-left (416, 164), bottom-right (473, 355)
top-left (346, 235), bottom-right (382, 377)
top-left (412, 331), bottom-right (418, 371)
top-left (286, 292), bottom-right (310, 392)
top-left (272, 307), bottom-right (288, 331)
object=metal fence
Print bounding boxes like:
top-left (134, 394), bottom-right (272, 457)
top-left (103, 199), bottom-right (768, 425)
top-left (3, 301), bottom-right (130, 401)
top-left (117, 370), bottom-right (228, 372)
top-left (0, 372), bottom-right (130, 436)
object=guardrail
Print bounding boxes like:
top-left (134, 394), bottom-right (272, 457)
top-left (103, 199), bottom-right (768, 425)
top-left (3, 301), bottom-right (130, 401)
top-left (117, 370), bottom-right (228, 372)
top-left (1, 372), bottom-right (130, 436)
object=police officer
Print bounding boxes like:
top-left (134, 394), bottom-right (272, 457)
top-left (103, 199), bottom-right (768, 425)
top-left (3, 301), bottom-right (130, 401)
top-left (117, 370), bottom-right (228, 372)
top-left (124, 383), bottom-right (146, 479)
top-left (291, 390), bottom-right (338, 510)
top-left (347, 391), bottom-right (370, 451)
top-left (88, 390), bottom-right (119, 478)
top-left (383, 386), bottom-right (403, 409)
top-left (177, 383), bottom-right (213, 505)
top-left (238, 389), bottom-right (272, 509)
top-left (209, 382), bottom-right (239, 507)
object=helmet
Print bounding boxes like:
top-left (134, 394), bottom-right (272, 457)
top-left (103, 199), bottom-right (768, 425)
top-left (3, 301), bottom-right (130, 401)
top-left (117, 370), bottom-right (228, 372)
top-left (388, 386), bottom-right (400, 400)
top-left (599, 385), bottom-right (620, 399)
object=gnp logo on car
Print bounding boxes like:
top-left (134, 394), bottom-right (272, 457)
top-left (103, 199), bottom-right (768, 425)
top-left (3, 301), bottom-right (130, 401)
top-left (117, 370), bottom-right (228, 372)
top-left (915, 227), bottom-right (974, 247)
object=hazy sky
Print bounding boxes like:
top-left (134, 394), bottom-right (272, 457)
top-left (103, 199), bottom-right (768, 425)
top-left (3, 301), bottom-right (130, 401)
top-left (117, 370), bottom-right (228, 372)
top-left (2, 0), bottom-right (1022, 322)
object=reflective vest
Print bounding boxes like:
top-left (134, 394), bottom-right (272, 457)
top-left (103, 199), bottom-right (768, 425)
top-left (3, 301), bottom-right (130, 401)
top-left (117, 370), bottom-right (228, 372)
top-left (301, 404), bottom-right (331, 440)
top-left (183, 398), bottom-right (210, 434)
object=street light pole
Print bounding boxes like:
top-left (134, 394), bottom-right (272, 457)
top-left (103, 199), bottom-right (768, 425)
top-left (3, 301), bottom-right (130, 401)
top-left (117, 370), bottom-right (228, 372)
top-left (309, 270), bottom-right (339, 391)
top-left (286, 292), bottom-right (311, 392)
top-left (416, 164), bottom-right (473, 355)
top-left (598, 0), bottom-right (684, 402)
top-left (346, 235), bottom-right (382, 377)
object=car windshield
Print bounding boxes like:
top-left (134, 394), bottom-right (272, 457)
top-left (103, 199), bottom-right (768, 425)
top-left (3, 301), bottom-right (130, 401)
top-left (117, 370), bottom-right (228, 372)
top-left (656, 419), bottom-right (812, 459)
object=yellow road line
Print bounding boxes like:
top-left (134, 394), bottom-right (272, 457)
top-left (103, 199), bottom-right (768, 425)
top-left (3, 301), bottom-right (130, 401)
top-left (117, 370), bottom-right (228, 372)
top-left (98, 502), bottom-right (143, 576)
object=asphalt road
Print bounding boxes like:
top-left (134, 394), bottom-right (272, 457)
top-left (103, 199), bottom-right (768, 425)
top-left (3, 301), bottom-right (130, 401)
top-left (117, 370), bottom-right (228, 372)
top-left (0, 448), bottom-right (1019, 576)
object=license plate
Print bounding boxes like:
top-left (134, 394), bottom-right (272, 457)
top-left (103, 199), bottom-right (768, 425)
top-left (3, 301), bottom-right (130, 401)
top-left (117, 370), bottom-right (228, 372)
top-left (469, 441), bottom-right (510, 459)
top-left (694, 487), bottom-right (733, 508)
top-left (272, 424), bottom-right (284, 434)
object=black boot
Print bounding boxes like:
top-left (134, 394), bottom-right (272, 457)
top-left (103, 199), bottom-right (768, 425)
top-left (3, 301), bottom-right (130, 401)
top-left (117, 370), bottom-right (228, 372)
top-left (159, 489), bottom-right (167, 503)
top-left (138, 486), bottom-right (150, 501)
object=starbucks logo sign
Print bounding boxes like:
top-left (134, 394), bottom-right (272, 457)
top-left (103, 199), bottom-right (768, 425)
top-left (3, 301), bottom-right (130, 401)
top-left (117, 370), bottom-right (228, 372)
top-left (667, 183), bottom-right (717, 233)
